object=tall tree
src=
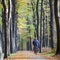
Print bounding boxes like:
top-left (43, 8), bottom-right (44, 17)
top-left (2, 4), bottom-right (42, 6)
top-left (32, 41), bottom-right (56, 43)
top-left (31, 0), bottom-right (36, 38)
top-left (7, 0), bottom-right (13, 55)
top-left (42, 8), bottom-right (46, 47)
top-left (2, 0), bottom-right (13, 58)
top-left (45, 16), bottom-right (48, 47)
top-left (2, 0), bottom-right (8, 58)
top-left (2, 9), bottom-right (5, 53)
top-left (49, 0), bottom-right (54, 49)
top-left (39, 0), bottom-right (43, 53)
top-left (8, 0), bottom-right (14, 53)
top-left (11, 0), bottom-right (17, 52)
top-left (54, 0), bottom-right (60, 54)
top-left (36, 0), bottom-right (39, 40)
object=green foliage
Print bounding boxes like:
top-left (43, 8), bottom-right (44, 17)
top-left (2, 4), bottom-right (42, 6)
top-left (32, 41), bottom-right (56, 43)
top-left (43, 48), bottom-right (56, 57)
top-left (27, 24), bottom-right (35, 38)
top-left (17, 0), bottom-right (35, 40)
top-left (0, 17), bottom-right (2, 26)
top-left (16, 0), bottom-right (35, 50)
top-left (0, 4), bottom-right (2, 27)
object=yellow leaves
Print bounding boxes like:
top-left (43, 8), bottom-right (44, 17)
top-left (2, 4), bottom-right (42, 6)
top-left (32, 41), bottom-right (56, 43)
top-left (17, 0), bottom-right (26, 3)
top-left (17, 0), bottom-right (29, 3)
top-left (17, 0), bottom-right (28, 17)
top-left (17, 0), bottom-right (27, 6)
top-left (0, 4), bottom-right (3, 9)
top-left (17, 18), bottom-right (27, 28)
top-left (16, 0), bottom-right (34, 39)
top-left (17, 17), bottom-right (27, 34)
top-left (0, 4), bottom-right (2, 26)
top-left (17, 0), bottom-right (29, 34)
top-left (19, 0), bottom-right (27, 3)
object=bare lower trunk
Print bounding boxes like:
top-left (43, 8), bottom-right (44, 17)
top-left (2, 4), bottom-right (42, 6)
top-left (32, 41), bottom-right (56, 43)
top-left (0, 29), bottom-right (3, 60)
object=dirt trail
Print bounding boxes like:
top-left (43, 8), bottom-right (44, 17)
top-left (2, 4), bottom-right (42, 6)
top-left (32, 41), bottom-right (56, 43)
top-left (4, 51), bottom-right (48, 60)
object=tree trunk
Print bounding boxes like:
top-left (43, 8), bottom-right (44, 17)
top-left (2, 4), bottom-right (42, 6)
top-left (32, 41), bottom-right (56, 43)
top-left (2, 9), bottom-right (5, 53)
top-left (11, 0), bottom-right (16, 52)
top-left (31, 1), bottom-right (36, 38)
top-left (0, 28), bottom-right (3, 60)
top-left (15, 20), bottom-right (18, 51)
top-left (36, 0), bottom-right (39, 40)
top-left (49, 0), bottom-right (54, 49)
top-left (45, 16), bottom-right (48, 47)
top-left (42, 8), bottom-right (45, 47)
top-left (2, 0), bottom-right (8, 58)
top-left (39, 0), bottom-right (43, 53)
top-left (8, 0), bottom-right (13, 53)
top-left (29, 37), bottom-right (32, 50)
top-left (0, 38), bottom-right (3, 60)
top-left (21, 40), bottom-right (23, 50)
top-left (54, 0), bottom-right (60, 54)
top-left (27, 41), bottom-right (29, 50)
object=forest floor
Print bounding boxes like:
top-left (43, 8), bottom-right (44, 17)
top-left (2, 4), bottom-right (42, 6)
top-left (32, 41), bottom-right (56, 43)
top-left (4, 51), bottom-right (49, 60)
top-left (4, 48), bottom-right (60, 60)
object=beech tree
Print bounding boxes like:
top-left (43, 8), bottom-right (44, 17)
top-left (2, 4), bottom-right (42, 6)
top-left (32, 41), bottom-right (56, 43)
top-left (49, 0), bottom-right (54, 49)
top-left (54, 0), bottom-right (60, 54)
top-left (36, 0), bottom-right (39, 40)
top-left (39, 0), bottom-right (43, 53)
top-left (2, 0), bottom-right (8, 58)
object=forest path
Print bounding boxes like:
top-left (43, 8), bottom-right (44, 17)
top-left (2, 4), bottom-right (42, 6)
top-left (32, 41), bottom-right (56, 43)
top-left (4, 51), bottom-right (50, 60)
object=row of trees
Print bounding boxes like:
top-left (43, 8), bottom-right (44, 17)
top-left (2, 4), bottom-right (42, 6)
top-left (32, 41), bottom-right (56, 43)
top-left (30, 0), bottom-right (60, 54)
top-left (18, 0), bottom-right (60, 54)
top-left (30, 0), bottom-right (50, 52)
top-left (0, 0), bottom-right (20, 59)
top-left (0, 0), bottom-right (60, 60)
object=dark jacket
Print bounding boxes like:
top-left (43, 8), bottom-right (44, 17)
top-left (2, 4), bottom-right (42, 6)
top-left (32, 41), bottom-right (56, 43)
top-left (33, 39), bottom-right (40, 48)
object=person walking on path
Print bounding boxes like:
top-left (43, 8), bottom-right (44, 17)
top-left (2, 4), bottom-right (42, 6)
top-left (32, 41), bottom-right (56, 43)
top-left (33, 38), bottom-right (40, 54)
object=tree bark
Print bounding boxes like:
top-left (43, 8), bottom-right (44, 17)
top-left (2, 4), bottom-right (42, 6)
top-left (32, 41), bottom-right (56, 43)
top-left (45, 16), bottom-right (48, 47)
top-left (8, 0), bottom-right (13, 53)
top-left (39, 0), bottom-right (43, 53)
top-left (11, 0), bottom-right (16, 52)
top-left (31, 1), bottom-right (36, 38)
top-left (0, 28), bottom-right (3, 60)
top-left (49, 0), bottom-right (54, 49)
top-left (2, 0), bottom-right (8, 58)
top-left (2, 9), bottom-right (5, 53)
top-left (54, 0), bottom-right (60, 54)
top-left (42, 8), bottom-right (45, 47)
top-left (36, 0), bottom-right (39, 40)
